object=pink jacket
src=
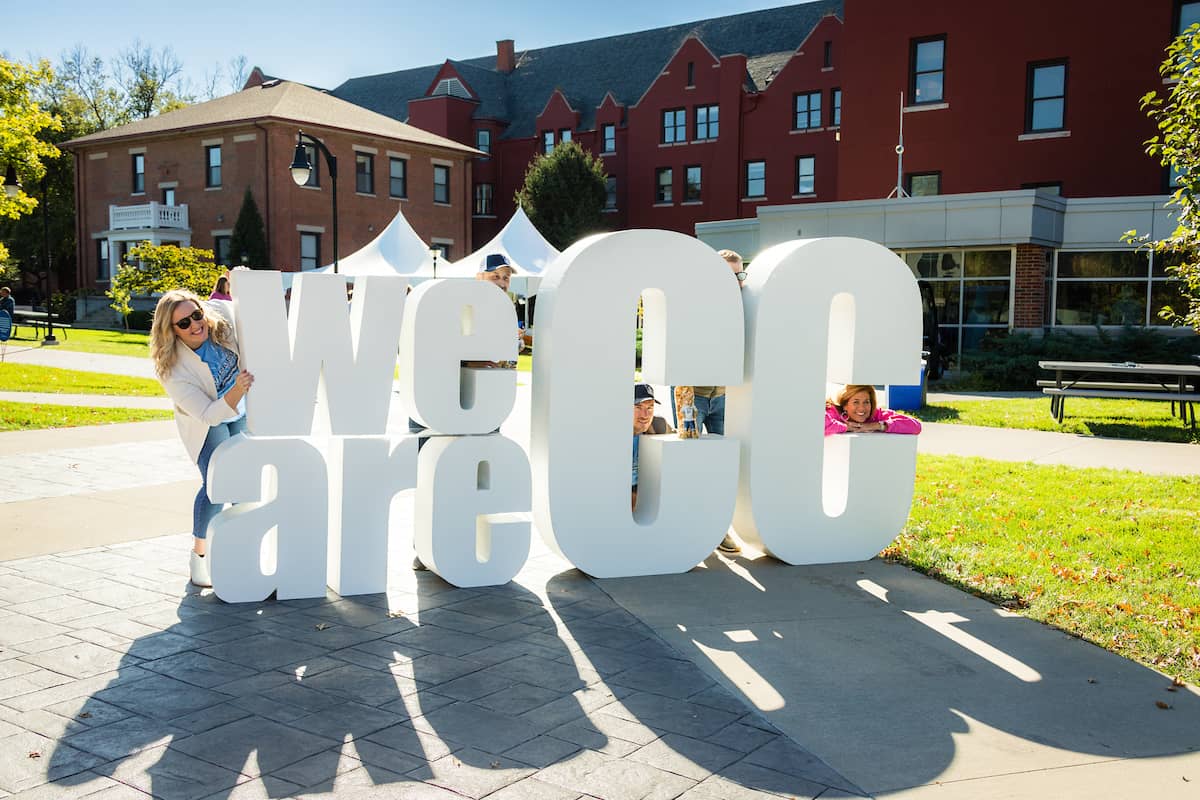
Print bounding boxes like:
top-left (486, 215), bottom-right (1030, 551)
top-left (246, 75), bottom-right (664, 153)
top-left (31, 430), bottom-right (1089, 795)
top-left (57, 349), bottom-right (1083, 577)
top-left (824, 405), bottom-right (922, 436)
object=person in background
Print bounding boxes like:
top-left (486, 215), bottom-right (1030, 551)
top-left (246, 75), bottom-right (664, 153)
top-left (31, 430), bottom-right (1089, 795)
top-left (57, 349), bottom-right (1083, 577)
top-left (149, 286), bottom-right (254, 587)
top-left (632, 383), bottom-right (672, 510)
top-left (0, 287), bottom-right (14, 319)
top-left (824, 384), bottom-right (922, 436)
top-left (209, 274), bottom-right (232, 301)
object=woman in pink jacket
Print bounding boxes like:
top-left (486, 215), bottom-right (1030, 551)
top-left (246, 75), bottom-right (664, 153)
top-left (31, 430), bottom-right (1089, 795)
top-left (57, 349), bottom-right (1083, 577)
top-left (825, 384), bottom-right (921, 436)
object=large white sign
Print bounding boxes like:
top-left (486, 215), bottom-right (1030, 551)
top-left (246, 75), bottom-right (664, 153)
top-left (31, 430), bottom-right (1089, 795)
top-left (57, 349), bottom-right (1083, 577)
top-left (209, 231), bottom-right (921, 601)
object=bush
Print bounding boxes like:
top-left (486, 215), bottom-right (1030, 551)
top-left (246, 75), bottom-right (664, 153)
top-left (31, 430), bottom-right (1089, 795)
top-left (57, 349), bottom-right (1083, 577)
top-left (126, 310), bottom-right (154, 331)
top-left (950, 327), bottom-right (1200, 390)
top-left (50, 291), bottom-right (76, 323)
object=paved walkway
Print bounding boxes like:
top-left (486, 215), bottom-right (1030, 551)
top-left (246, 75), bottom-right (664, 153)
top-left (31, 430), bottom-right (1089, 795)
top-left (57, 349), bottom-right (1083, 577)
top-left (0, 349), bottom-right (1197, 798)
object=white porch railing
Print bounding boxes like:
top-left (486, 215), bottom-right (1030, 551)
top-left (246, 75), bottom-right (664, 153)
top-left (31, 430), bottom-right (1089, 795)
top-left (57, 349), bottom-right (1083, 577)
top-left (109, 202), bottom-right (189, 231)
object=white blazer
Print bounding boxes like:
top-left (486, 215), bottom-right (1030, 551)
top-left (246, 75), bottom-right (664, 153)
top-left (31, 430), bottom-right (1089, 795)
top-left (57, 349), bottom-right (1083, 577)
top-left (159, 300), bottom-right (242, 463)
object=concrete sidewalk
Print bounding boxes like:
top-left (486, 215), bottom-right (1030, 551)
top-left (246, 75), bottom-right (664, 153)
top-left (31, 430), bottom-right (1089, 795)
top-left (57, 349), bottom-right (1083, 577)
top-left (2, 354), bottom-right (1198, 798)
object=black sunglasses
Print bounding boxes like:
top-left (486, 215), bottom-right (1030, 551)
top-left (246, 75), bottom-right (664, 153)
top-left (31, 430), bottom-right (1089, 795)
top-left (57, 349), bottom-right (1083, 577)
top-left (175, 309), bottom-right (204, 330)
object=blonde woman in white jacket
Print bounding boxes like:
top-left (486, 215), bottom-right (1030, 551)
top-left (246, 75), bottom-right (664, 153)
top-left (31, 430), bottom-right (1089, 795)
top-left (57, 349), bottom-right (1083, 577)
top-left (149, 288), bottom-right (254, 587)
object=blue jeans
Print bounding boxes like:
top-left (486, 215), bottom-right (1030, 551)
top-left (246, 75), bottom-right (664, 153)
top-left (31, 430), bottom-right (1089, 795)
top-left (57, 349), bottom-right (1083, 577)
top-left (694, 394), bottom-right (725, 435)
top-left (193, 417), bottom-right (247, 539)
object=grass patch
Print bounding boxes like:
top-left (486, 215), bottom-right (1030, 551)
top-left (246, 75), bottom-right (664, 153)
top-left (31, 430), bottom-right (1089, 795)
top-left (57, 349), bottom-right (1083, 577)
top-left (0, 401), bottom-right (172, 431)
top-left (915, 397), bottom-right (1199, 444)
top-left (0, 364), bottom-right (164, 397)
top-left (27, 328), bottom-right (150, 358)
top-left (888, 454), bottom-right (1200, 683)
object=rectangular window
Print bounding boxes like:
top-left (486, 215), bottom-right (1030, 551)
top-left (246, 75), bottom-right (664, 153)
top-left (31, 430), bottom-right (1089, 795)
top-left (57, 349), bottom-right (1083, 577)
top-left (355, 152), bottom-right (375, 194)
top-left (1053, 250), bottom-right (1154, 326)
top-left (687, 61), bottom-right (695, 86)
top-left (910, 36), bottom-right (946, 104)
top-left (684, 166), bottom-right (702, 202)
top-left (823, 41), bottom-right (833, 68)
top-left (662, 108), bottom-right (686, 143)
top-left (907, 172), bottom-right (941, 196)
top-left (302, 144), bottom-right (319, 187)
top-left (300, 232), bottom-right (320, 270)
top-left (205, 145), bottom-right (221, 188)
top-left (476, 129), bottom-right (491, 156)
top-left (831, 88), bottom-right (842, 126)
top-left (1027, 60), bottom-right (1067, 132)
top-left (213, 235), bottom-right (232, 266)
top-left (602, 124), bottom-right (616, 153)
top-left (694, 105), bottom-right (719, 140)
top-left (389, 157), bottom-right (407, 198)
top-left (746, 160), bottom-right (765, 197)
top-left (795, 156), bottom-right (815, 195)
top-left (902, 248), bottom-right (1013, 359)
top-left (433, 164), bottom-right (450, 204)
top-left (1178, 1), bottom-right (1200, 34)
top-left (162, 187), bottom-right (175, 206)
top-left (474, 183), bottom-right (494, 216)
top-left (559, 128), bottom-right (572, 144)
top-left (793, 92), bottom-right (821, 129)
top-left (542, 131), bottom-right (554, 154)
top-left (605, 177), bottom-right (617, 210)
top-left (655, 167), bottom-right (673, 203)
top-left (97, 240), bottom-right (110, 280)
top-left (132, 154), bottom-right (145, 194)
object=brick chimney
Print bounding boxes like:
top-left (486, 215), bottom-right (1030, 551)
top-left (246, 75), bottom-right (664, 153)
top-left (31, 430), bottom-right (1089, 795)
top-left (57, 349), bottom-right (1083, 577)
top-left (497, 40), bottom-right (515, 73)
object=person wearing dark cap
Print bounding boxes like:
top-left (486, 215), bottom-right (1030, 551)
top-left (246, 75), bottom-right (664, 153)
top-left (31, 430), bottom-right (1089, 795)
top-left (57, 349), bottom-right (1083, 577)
top-left (632, 383), bottom-right (673, 510)
top-left (477, 253), bottom-right (514, 293)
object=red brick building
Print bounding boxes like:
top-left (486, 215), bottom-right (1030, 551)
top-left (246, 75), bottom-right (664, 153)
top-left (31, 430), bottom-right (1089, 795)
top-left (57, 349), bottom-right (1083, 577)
top-left (65, 80), bottom-right (478, 291)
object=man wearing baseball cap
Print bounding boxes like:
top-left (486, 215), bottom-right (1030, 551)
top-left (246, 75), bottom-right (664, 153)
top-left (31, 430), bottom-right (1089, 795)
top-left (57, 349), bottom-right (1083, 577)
top-left (477, 253), bottom-right (514, 292)
top-left (632, 383), bottom-right (672, 510)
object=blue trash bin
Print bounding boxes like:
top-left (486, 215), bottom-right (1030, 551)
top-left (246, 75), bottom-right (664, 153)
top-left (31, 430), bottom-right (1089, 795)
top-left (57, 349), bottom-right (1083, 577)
top-left (887, 360), bottom-right (927, 411)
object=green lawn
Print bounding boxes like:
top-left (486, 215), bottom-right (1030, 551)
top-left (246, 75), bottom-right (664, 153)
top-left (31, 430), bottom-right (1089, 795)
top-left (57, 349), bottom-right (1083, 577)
top-left (0, 364), bottom-right (164, 396)
top-left (14, 327), bottom-right (152, 358)
top-left (890, 454), bottom-right (1200, 684)
top-left (916, 397), bottom-right (1199, 444)
top-left (0, 401), bottom-right (172, 431)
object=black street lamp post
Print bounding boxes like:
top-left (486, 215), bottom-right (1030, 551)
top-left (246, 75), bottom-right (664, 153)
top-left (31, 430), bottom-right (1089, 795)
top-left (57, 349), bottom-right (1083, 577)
top-left (288, 131), bottom-right (339, 273)
top-left (39, 176), bottom-right (56, 346)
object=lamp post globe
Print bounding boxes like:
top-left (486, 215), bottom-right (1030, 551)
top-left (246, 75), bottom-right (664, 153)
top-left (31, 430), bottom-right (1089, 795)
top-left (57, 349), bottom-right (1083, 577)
top-left (3, 164), bottom-right (20, 199)
top-left (289, 142), bottom-right (312, 186)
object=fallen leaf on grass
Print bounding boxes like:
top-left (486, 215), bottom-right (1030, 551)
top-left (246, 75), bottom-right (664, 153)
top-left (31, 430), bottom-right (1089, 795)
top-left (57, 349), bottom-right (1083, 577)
top-left (1156, 701), bottom-right (1172, 710)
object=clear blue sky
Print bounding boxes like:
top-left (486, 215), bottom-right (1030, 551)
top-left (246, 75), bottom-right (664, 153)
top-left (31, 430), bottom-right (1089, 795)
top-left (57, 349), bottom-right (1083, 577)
top-left (3, 0), bottom-right (819, 94)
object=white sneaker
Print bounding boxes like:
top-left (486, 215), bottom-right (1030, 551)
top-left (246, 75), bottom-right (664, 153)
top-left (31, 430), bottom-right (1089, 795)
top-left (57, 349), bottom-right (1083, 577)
top-left (190, 552), bottom-right (212, 588)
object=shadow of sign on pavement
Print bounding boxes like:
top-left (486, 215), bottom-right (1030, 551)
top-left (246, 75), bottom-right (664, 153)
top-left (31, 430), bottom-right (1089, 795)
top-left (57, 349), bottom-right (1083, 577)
top-left (594, 555), bottom-right (1200, 796)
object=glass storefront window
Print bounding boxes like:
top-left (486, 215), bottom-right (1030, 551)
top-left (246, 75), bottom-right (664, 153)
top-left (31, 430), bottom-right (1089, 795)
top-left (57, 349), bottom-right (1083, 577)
top-left (899, 248), bottom-right (1012, 359)
top-left (1055, 281), bottom-right (1146, 326)
top-left (1150, 280), bottom-right (1187, 326)
top-left (963, 280), bottom-right (1010, 324)
top-left (1056, 250), bottom-right (1147, 278)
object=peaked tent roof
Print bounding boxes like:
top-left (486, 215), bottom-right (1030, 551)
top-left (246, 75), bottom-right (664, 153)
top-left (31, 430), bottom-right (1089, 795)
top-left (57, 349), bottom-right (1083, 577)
top-left (330, 1), bottom-right (842, 139)
top-left (63, 80), bottom-right (478, 156)
top-left (441, 207), bottom-right (560, 278)
top-left (313, 205), bottom-right (435, 276)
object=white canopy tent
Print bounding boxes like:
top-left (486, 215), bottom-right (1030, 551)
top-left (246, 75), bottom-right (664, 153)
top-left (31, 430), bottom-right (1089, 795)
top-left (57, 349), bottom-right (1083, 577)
top-left (441, 207), bottom-right (559, 297)
top-left (282, 206), bottom-right (437, 288)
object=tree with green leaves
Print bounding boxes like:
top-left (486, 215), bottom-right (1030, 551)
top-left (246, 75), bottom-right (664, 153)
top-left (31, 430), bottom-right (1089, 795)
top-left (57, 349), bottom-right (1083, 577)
top-left (1127, 25), bottom-right (1200, 332)
top-left (514, 141), bottom-right (607, 250)
top-left (0, 57), bottom-right (62, 265)
top-left (107, 243), bottom-right (223, 327)
top-left (229, 188), bottom-right (269, 268)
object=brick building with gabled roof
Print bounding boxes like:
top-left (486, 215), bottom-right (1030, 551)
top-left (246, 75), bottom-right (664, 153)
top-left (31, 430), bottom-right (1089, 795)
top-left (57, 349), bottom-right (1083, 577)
top-left (65, 80), bottom-right (480, 293)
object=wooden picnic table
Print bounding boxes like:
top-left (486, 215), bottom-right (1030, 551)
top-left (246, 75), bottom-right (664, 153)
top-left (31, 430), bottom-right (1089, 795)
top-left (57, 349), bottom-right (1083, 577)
top-left (1037, 360), bottom-right (1200, 428)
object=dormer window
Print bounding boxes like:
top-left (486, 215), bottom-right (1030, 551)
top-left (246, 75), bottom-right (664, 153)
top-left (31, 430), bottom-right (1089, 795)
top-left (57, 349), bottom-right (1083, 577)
top-left (432, 78), bottom-right (471, 99)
